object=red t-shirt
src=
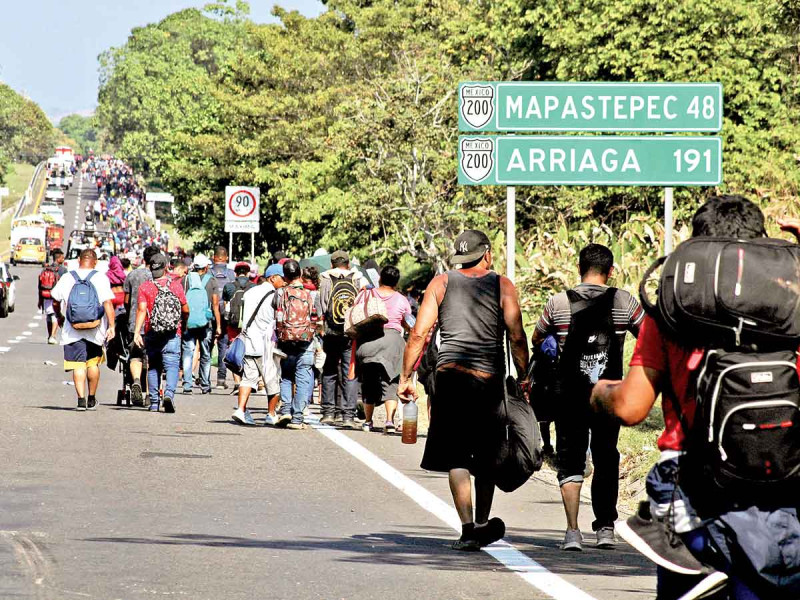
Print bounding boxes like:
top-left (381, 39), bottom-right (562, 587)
top-left (631, 315), bottom-right (800, 451)
top-left (137, 276), bottom-right (187, 336)
top-left (629, 315), bottom-right (697, 451)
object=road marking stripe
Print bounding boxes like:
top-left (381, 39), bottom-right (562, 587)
top-left (21, 331), bottom-right (32, 336)
top-left (0, 347), bottom-right (9, 352)
top-left (8, 340), bottom-right (19, 344)
top-left (310, 419), bottom-right (598, 600)
top-left (33, 315), bottom-right (43, 320)
top-left (27, 322), bottom-right (39, 328)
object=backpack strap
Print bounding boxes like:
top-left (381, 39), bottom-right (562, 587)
top-left (70, 271), bottom-right (81, 284)
top-left (85, 270), bottom-right (97, 283)
top-left (243, 289), bottom-right (275, 333)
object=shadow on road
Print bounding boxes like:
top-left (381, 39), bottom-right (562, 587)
top-left (83, 527), bottom-right (654, 577)
top-left (35, 406), bottom-right (77, 411)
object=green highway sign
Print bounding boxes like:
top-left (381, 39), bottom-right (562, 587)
top-left (458, 135), bottom-right (722, 186)
top-left (459, 82), bottom-right (723, 133)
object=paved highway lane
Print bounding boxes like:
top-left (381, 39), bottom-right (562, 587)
top-left (0, 180), bottom-right (656, 599)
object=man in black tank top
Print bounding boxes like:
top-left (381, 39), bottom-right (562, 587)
top-left (399, 230), bottom-right (529, 551)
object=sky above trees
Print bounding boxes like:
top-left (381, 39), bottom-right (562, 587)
top-left (0, 0), bottom-right (322, 121)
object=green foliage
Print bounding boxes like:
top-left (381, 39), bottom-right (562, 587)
top-left (57, 114), bottom-right (103, 156)
top-left (95, 0), bottom-right (800, 282)
top-left (0, 83), bottom-right (54, 184)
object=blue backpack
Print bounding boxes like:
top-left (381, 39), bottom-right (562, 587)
top-left (186, 273), bottom-right (212, 329)
top-left (66, 271), bottom-right (104, 329)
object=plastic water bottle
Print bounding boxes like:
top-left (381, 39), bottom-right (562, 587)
top-left (401, 401), bottom-right (418, 445)
top-left (275, 302), bottom-right (284, 327)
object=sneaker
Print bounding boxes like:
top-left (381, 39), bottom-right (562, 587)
top-left (275, 414), bottom-right (292, 428)
top-left (232, 408), bottom-right (256, 426)
top-left (384, 421), bottom-right (396, 434)
top-left (362, 420), bottom-right (374, 432)
top-left (287, 423), bottom-right (307, 430)
top-left (163, 396), bottom-right (175, 413)
top-left (596, 526), bottom-right (616, 549)
top-left (87, 396), bottom-right (97, 411)
top-left (183, 387), bottom-right (193, 395)
top-left (264, 413), bottom-right (278, 426)
top-left (561, 528), bottom-right (583, 551)
top-left (48, 336), bottom-right (57, 345)
top-left (131, 383), bottom-right (144, 407)
top-left (201, 389), bottom-right (212, 395)
top-left (77, 397), bottom-right (87, 411)
top-left (149, 402), bottom-right (160, 412)
top-left (216, 381), bottom-right (228, 390)
top-left (475, 518), bottom-right (506, 547)
top-left (319, 415), bottom-right (335, 426)
top-left (333, 417), bottom-right (345, 427)
top-left (616, 502), bottom-right (704, 575)
top-left (452, 537), bottom-right (481, 552)
top-left (339, 419), bottom-right (358, 430)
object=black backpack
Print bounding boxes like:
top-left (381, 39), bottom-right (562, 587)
top-left (325, 273), bottom-right (358, 335)
top-left (640, 237), bottom-right (800, 510)
top-left (228, 279), bottom-right (254, 329)
top-left (557, 288), bottom-right (622, 399)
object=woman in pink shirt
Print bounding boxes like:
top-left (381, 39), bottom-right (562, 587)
top-left (355, 266), bottom-right (412, 433)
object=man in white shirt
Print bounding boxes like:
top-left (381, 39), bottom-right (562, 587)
top-left (232, 264), bottom-right (285, 426)
top-left (51, 249), bottom-right (115, 411)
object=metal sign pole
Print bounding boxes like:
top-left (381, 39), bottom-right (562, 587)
top-left (506, 185), bottom-right (516, 283)
top-left (664, 187), bottom-right (674, 255)
top-left (229, 232), bottom-right (233, 261)
top-left (251, 233), bottom-right (255, 263)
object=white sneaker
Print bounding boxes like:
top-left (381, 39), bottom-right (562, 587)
top-left (264, 413), bottom-right (278, 426)
top-left (232, 408), bottom-right (256, 426)
top-left (561, 528), bottom-right (583, 551)
top-left (48, 336), bottom-right (57, 345)
top-left (596, 526), bottom-right (616, 549)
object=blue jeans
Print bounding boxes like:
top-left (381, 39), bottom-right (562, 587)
top-left (280, 342), bottom-right (314, 424)
top-left (182, 325), bottom-right (213, 392)
top-left (321, 336), bottom-right (358, 420)
top-left (145, 332), bottom-right (181, 405)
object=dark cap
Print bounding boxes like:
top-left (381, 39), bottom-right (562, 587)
top-left (452, 230), bottom-right (491, 264)
top-left (148, 253), bottom-right (167, 278)
top-left (331, 250), bottom-right (349, 263)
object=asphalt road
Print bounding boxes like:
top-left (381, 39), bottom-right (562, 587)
top-left (0, 179), bottom-right (657, 599)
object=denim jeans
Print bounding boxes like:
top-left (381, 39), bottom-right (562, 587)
top-left (145, 332), bottom-right (181, 405)
top-left (321, 335), bottom-right (358, 420)
top-left (182, 325), bottom-right (213, 392)
top-left (279, 342), bottom-right (314, 424)
top-left (216, 327), bottom-right (229, 382)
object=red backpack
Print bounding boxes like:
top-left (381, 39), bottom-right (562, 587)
top-left (38, 266), bottom-right (59, 299)
top-left (277, 286), bottom-right (316, 343)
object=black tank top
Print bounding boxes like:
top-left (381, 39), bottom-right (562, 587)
top-left (436, 270), bottom-right (503, 375)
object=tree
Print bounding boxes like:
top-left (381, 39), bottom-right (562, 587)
top-left (0, 83), bottom-right (54, 183)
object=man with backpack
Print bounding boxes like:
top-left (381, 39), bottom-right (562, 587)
top-left (39, 248), bottom-right (67, 344)
top-left (211, 246), bottom-right (236, 389)
top-left (180, 254), bottom-right (221, 395)
top-left (231, 264), bottom-right (285, 426)
top-left (274, 260), bottom-right (318, 429)
top-left (318, 250), bottom-right (367, 428)
top-left (592, 196), bottom-right (800, 599)
top-left (132, 253), bottom-right (189, 413)
top-left (50, 249), bottom-right (116, 411)
top-left (532, 243), bottom-right (643, 552)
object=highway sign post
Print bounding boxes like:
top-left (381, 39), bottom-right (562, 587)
top-left (225, 186), bottom-right (260, 261)
top-left (459, 82), bottom-right (723, 133)
top-left (457, 81), bottom-right (723, 278)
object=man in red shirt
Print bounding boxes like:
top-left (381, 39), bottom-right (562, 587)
top-left (133, 253), bottom-right (189, 413)
top-left (591, 196), bottom-right (800, 600)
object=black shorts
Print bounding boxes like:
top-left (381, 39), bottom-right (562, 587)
top-left (129, 340), bottom-right (146, 362)
top-left (360, 363), bottom-right (398, 406)
top-left (420, 369), bottom-right (503, 477)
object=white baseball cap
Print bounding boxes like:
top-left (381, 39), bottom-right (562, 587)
top-left (193, 253), bottom-right (212, 268)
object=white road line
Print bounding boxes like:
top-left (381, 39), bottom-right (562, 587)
top-left (7, 340), bottom-right (19, 344)
top-left (33, 315), bottom-right (43, 320)
top-left (21, 331), bottom-right (32, 336)
top-left (27, 322), bottom-right (39, 328)
top-left (310, 420), bottom-right (598, 600)
top-left (0, 347), bottom-right (9, 353)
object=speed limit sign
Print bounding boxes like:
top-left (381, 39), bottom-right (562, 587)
top-left (225, 186), bottom-right (260, 233)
